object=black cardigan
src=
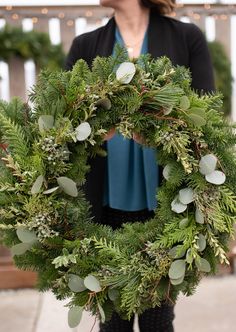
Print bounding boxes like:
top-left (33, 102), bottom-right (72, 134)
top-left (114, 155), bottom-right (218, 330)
top-left (65, 11), bottom-right (215, 223)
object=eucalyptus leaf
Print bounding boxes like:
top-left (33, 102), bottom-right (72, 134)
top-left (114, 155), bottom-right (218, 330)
top-left (178, 188), bottom-right (194, 205)
top-left (171, 196), bottom-right (187, 214)
top-left (199, 154), bottom-right (218, 175)
top-left (187, 113), bottom-right (206, 127)
top-left (188, 107), bottom-right (206, 118)
top-left (196, 234), bottom-right (207, 252)
top-left (116, 62), bottom-right (136, 84)
top-left (68, 306), bottom-right (83, 328)
top-left (38, 115), bottom-right (54, 132)
top-left (84, 275), bottom-right (101, 292)
top-left (98, 303), bottom-right (106, 323)
top-left (43, 186), bottom-right (59, 194)
top-left (11, 242), bottom-right (32, 256)
top-left (195, 208), bottom-right (204, 224)
top-left (170, 275), bottom-right (185, 285)
top-left (195, 257), bottom-right (211, 273)
top-left (187, 108), bottom-right (206, 127)
top-left (108, 288), bottom-right (119, 301)
top-left (179, 218), bottom-right (189, 229)
top-left (163, 105), bottom-right (173, 115)
top-left (179, 96), bottom-right (190, 110)
top-left (96, 98), bottom-right (112, 110)
top-left (168, 259), bottom-right (186, 279)
top-left (31, 175), bottom-right (44, 194)
top-left (57, 177), bottom-right (78, 197)
top-left (163, 164), bottom-right (172, 180)
top-left (16, 227), bottom-right (37, 243)
top-left (205, 170), bottom-right (226, 185)
top-left (68, 274), bottom-right (86, 293)
top-left (75, 122), bottom-right (92, 141)
top-left (169, 245), bottom-right (186, 259)
top-left (186, 249), bottom-right (194, 264)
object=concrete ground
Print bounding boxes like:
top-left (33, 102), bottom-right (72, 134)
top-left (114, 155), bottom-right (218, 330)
top-left (0, 276), bottom-right (236, 332)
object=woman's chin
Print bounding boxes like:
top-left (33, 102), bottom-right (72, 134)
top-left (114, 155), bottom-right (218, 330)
top-left (99, 0), bottom-right (114, 8)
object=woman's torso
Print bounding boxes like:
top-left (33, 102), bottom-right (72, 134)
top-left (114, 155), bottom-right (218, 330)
top-left (65, 11), bottom-right (215, 222)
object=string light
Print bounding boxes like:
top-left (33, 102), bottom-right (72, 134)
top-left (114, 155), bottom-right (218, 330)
top-left (41, 8), bottom-right (48, 15)
top-left (85, 10), bottom-right (93, 17)
top-left (204, 4), bottom-right (211, 10)
top-left (12, 13), bottom-right (19, 20)
top-left (1, 4), bottom-right (236, 26)
top-left (32, 17), bottom-right (38, 24)
top-left (58, 12), bottom-right (65, 19)
top-left (67, 20), bottom-right (74, 27)
top-left (220, 14), bottom-right (228, 21)
top-left (193, 13), bottom-right (201, 21)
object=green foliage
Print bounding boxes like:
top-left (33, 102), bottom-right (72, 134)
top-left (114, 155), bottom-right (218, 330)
top-left (0, 112), bottom-right (30, 163)
top-left (0, 25), bottom-right (65, 70)
top-left (208, 41), bottom-right (233, 116)
top-left (0, 48), bottom-right (235, 326)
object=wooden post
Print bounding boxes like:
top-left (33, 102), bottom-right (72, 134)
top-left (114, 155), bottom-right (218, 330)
top-left (0, 245), bottom-right (37, 289)
top-left (215, 16), bottom-right (231, 58)
top-left (194, 15), bottom-right (206, 33)
top-left (60, 18), bottom-right (76, 54)
top-left (8, 57), bottom-right (26, 100)
top-left (34, 17), bottom-right (49, 33)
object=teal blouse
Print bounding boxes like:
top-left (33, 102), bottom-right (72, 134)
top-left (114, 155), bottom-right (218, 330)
top-left (103, 27), bottom-right (158, 211)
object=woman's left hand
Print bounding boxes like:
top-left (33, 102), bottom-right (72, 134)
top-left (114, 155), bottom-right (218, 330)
top-left (132, 132), bottom-right (146, 145)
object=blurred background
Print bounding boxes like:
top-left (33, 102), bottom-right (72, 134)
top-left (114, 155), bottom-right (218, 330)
top-left (0, 1), bottom-right (236, 331)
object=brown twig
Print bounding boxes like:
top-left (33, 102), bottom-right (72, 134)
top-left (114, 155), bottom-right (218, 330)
top-left (194, 141), bottom-right (201, 159)
top-left (166, 280), bottom-right (175, 305)
top-left (146, 278), bottom-right (161, 302)
top-left (86, 291), bottom-right (96, 306)
top-left (144, 111), bottom-right (184, 123)
top-left (0, 144), bottom-right (8, 152)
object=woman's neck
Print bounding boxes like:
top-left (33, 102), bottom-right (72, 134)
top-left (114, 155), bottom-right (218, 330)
top-left (114, 4), bottom-right (150, 58)
top-left (114, 5), bottom-right (150, 38)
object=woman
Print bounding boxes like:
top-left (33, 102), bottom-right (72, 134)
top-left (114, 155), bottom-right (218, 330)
top-left (65, 1), bottom-right (215, 331)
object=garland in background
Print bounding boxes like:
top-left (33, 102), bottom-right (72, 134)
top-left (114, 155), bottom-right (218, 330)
top-left (0, 25), bottom-right (65, 70)
top-left (208, 41), bottom-right (233, 117)
top-left (0, 47), bottom-right (236, 328)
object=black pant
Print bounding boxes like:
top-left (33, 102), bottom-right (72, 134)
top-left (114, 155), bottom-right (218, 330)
top-left (99, 206), bottom-right (175, 332)
top-left (99, 304), bottom-right (175, 332)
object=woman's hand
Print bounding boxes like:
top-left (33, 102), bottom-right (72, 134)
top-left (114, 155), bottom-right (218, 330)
top-left (132, 132), bottom-right (146, 145)
top-left (103, 128), bottom-right (145, 144)
top-left (103, 127), bottom-right (116, 141)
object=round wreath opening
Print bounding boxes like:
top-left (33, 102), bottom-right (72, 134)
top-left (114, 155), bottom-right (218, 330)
top-left (0, 46), bottom-right (236, 328)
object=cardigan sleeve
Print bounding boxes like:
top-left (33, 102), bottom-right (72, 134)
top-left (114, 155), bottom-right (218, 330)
top-left (187, 24), bottom-right (215, 93)
top-left (64, 37), bottom-right (81, 71)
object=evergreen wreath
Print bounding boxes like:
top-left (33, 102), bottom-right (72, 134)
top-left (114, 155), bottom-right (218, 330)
top-left (0, 25), bottom-right (65, 70)
top-left (0, 47), bottom-right (236, 328)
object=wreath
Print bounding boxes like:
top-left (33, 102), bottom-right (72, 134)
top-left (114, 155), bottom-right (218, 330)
top-left (0, 47), bottom-right (236, 328)
top-left (0, 25), bottom-right (65, 70)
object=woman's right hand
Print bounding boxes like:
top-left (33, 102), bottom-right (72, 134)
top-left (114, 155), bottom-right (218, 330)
top-left (103, 127), bottom-right (116, 141)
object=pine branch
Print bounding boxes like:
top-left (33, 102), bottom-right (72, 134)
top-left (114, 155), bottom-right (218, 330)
top-left (0, 113), bottom-right (30, 163)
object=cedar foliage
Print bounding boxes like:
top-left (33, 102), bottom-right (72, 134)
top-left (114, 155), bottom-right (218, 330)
top-left (0, 46), bottom-right (236, 324)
